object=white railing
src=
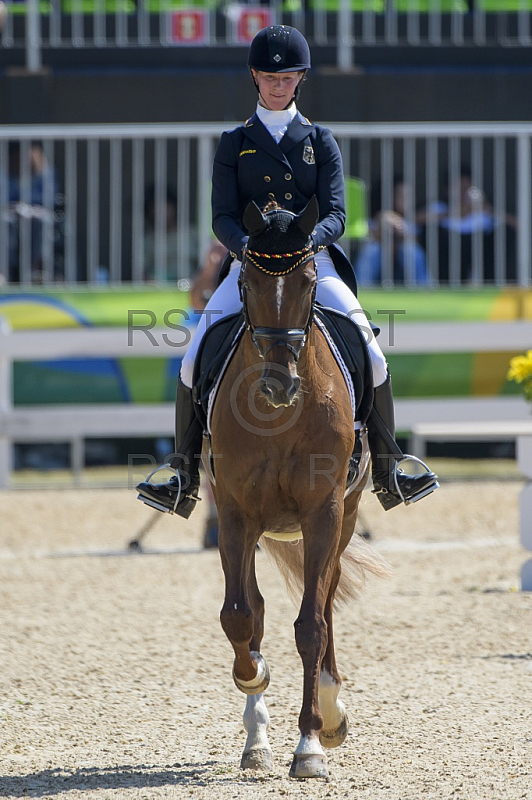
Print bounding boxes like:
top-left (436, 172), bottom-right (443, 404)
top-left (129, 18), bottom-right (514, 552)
top-left (0, 320), bottom-right (189, 486)
top-left (0, 123), bottom-right (219, 286)
top-left (1, 2), bottom-right (532, 65)
top-left (0, 121), bottom-right (531, 288)
top-left (1, 316), bottom-right (531, 488)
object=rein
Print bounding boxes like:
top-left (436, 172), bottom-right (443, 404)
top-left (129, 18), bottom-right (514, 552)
top-left (239, 243), bottom-right (316, 361)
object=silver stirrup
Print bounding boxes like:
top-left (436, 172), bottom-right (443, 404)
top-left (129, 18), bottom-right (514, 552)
top-left (393, 455), bottom-right (440, 506)
top-left (137, 463), bottom-right (182, 515)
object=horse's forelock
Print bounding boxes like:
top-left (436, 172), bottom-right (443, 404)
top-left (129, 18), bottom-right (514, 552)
top-left (247, 209), bottom-right (311, 269)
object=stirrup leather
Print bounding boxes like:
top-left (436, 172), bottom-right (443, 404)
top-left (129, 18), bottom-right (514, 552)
top-left (137, 463), bottom-right (200, 515)
top-left (372, 455), bottom-right (439, 506)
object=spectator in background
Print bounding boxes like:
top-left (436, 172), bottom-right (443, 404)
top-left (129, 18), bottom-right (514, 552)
top-left (190, 238), bottom-right (227, 310)
top-left (355, 176), bottom-right (430, 287)
top-left (417, 167), bottom-right (518, 284)
top-left (2, 141), bottom-right (62, 282)
top-left (143, 185), bottom-right (180, 282)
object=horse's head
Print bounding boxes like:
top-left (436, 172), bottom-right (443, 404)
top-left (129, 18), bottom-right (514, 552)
top-left (239, 197), bottom-right (319, 408)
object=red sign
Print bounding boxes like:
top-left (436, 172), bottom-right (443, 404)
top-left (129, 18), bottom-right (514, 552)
top-left (236, 8), bottom-right (272, 43)
top-left (171, 11), bottom-right (208, 45)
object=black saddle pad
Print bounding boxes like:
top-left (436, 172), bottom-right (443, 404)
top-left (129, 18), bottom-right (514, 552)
top-left (191, 306), bottom-right (375, 430)
top-left (314, 305), bottom-right (375, 425)
top-left (192, 312), bottom-right (245, 429)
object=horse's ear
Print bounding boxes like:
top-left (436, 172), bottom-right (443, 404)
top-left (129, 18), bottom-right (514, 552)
top-left (295, 195), bottom-right (319, 236)
top-left (243, 201), bottom-right (268, 235)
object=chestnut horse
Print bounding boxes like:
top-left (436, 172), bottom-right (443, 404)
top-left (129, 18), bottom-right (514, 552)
top-left (208, 198), bottom-right (388, 780)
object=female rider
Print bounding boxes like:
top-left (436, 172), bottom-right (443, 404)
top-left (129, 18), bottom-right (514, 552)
top-left (136, 25), bottom-right (439, 518)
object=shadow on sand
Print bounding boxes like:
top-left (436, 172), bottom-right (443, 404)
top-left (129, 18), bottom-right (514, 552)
top-left (0, 761), bottom-right (245, 797)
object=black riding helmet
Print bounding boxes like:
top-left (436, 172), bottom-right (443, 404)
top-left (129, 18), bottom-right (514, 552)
top-left (247, 25), bottom-right (311, 73)
top-left (248, 26), bottom-right (310, 107)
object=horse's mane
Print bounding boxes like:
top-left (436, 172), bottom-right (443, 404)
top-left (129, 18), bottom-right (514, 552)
top-left (247, 201), bottom-right (312, 271)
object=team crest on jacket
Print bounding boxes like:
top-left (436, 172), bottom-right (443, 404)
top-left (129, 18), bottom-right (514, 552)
top-left (303, 145), bottom-right (315, 164)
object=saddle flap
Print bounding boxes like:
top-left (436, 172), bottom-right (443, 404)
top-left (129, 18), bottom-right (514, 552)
top-left (314, 305), bottom-right (375, 425)
top-left (192, 311), bottom-right (245, 426)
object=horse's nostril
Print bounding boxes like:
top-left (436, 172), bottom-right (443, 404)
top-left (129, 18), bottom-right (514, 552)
top-left (259, 376), bottom-right (300, 408)
top-left (259, 380), bottom-right (274, 398)
top-left (285, 375), bottom-right (300, 394)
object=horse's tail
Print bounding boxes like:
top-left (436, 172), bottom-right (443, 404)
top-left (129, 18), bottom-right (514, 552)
top-left (260, 533), bottom-right (391, 607)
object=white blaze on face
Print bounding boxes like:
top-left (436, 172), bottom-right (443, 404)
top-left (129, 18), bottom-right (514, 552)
top-left (275, 276), bottom-right (285, 323)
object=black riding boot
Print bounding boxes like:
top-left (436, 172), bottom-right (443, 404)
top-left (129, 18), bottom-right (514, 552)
top-left (136, 377), bottom-right (203, 518)
top-left (369, 374), bottom-right (439, 511)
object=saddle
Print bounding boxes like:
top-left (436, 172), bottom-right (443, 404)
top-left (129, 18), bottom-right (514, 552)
top-left (192, 311), bottom-right (246, 432)
top-left (314, 305), bottom-right (376, 426)
top-left (192, 304), bottom-right (376, 433)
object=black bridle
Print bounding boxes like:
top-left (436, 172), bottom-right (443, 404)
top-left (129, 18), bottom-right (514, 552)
top-left (239, 243), bottom-right (317, 362)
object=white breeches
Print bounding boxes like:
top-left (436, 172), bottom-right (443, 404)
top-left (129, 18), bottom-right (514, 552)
top-left (180, 250), bottom-right (388, 389)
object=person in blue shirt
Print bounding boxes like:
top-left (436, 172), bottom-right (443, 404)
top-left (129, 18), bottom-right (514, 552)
top-left (417, 167), bottom-right (517, 284)
top-left (3, 141), bottom-right (61, 282)
top-left (136, 25), bottom-right (438, 519)
top-left (356, 177), bottom-right (431, 287)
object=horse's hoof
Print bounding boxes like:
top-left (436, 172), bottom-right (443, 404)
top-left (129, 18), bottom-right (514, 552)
top-left (319, 713), bottom-right (349, 749)
top-left (233, 652), bottom-right (270, 696)
top-left (240, 747), bottom-right (274, 771)
top-left (289, 753), bottom-right (329, 780)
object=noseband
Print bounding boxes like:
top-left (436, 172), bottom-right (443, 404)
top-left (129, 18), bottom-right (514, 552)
top-left (239, 243), bottom-right (316, 361)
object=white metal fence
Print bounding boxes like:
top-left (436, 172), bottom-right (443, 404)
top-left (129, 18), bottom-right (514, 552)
top-left (2, 317), bottom-right (531, 487)
top-left (1, 2), bottom-right (532, 66)
top-left (0, 121), bottom-right (531, 288)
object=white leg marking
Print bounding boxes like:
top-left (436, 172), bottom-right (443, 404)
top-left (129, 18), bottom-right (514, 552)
top-left (243, 694), bottom-right (271, 753)
top-left (263, 528), bottom-right (302, 542)
top-left (294, 734), bottom-right (326, 757)
top-left (276, 277), bottom-right (285, 322)
top-left (235, 651), bottom-right (268, 691)
top-left (319, 670), bottom-right (346, 730)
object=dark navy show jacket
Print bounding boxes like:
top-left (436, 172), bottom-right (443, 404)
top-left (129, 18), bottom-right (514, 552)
top-left (211, 111), bottom-right (358, 294)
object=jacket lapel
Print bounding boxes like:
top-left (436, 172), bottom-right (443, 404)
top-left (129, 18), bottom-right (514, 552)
top-left (242, 114), bottom-right (291, 166)
top-left (279, 113), bottom-right (314, 155)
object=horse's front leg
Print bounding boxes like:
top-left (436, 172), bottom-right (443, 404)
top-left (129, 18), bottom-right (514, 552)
top-left (241, 693), bottom-right (273, 771)
top-left (319, 507), bottom-right (359, 749)
top-left (290, 501), bottom-right (343, 780)
top-left (240, 552), bottom-right (273, 770)
top-left (319, 561), bottom-right (349, 749)
top-left (218, 506), bottom-right (272, 771)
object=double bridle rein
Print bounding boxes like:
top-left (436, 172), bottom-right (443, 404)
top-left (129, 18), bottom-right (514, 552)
top-left (239, 242), bottom-right (317, 361)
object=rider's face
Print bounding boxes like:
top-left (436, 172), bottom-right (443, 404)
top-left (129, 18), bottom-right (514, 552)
top-left (251, 69), bottom-right (303, 111)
